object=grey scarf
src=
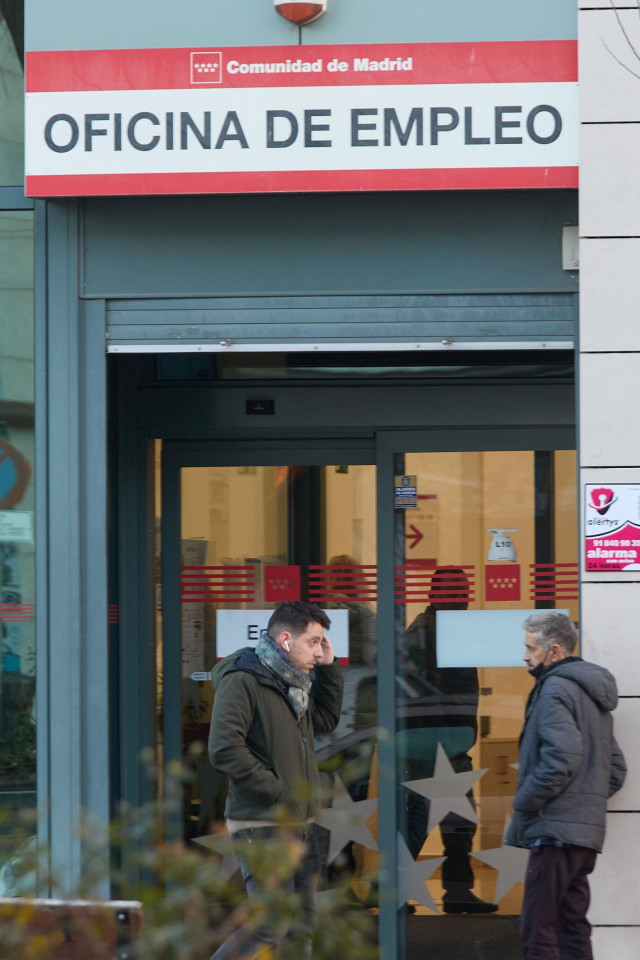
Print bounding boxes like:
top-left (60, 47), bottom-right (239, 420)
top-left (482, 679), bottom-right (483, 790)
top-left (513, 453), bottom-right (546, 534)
top-left (255, 630), bottom-right (312, 720)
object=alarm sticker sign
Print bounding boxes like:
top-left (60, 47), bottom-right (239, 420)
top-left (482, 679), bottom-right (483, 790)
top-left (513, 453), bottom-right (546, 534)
top-left (584, 484), bottom-right (640, 572)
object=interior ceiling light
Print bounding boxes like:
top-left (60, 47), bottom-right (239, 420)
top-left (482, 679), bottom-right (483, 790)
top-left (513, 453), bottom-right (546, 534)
top-left (274, 1), bottom-right (327, 26)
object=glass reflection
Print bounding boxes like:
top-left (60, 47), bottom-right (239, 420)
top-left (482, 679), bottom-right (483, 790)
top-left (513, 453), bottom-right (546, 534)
top-left (396, 450), bottom-right (577, 960)
top-left (0, 208), bottom-right (35, 893)
top-left (0, 4), bottom-right (24, 186)
top-left (400, 567), bottom-right (497, 914)
top-left (165, 464), bottom-right (380, 916)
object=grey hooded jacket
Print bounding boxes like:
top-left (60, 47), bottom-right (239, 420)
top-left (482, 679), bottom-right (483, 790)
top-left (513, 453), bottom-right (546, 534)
top-left (506, 658), bottom-right (626, 852)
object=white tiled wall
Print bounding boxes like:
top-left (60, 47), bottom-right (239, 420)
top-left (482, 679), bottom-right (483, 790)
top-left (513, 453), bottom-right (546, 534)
top-left (580, 0), bottom-right (640, 950)
top-left (580, 1), bottom-right (636, 6)
top-left (607, 698), bottom-right (640, 812)
top-left (592, 927), bottom-right (640, 960)
top-left (580, 240), bottom-right (640, 352)
top-left (579, 359), bottom-right (640, 467)
top-left (580, 125), bottom-right (640, 236)
top-left (589, 814), bottom-right (640, 924)
top-left (579, 9), bottom-right (640, 122)
top-left (582, 583), bottom-right (640, 690)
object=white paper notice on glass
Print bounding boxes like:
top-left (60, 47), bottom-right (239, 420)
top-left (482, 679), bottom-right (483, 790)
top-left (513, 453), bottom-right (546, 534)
top-left (0, 511), bottom-right (33, 543)
top-left (216, 608), bottom-right (349, 659)
top-left (436, 609), bottom-right (570, 668)
top-left (181, 539), bottom-right (208, 678)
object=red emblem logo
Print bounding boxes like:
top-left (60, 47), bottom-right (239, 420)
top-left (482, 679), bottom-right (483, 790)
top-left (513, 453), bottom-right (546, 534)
top-left (190, 52), bottom-right (223, 84)
top-left (485, 564), bottom-right (521, 602)
top-left (274, 1), bottom-right (327, 26)
top-left (264, 565), bottom-right (301, 602)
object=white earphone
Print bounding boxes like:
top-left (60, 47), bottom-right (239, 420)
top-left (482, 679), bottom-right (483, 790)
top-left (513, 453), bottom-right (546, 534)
top-left (284, 640), bottom-right (290, 652)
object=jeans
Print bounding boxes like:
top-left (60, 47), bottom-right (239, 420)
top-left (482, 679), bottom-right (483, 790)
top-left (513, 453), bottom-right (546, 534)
top-left (209, 826), bottom-right (319, 960)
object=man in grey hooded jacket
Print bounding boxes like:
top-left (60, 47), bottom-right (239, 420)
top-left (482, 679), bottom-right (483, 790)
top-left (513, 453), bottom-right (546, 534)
top-left (506, 611), bottom-right (626, 960)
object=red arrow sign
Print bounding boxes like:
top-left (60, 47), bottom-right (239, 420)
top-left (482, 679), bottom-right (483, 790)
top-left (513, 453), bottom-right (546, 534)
top-left (405, 524), bottom-right (424, 550)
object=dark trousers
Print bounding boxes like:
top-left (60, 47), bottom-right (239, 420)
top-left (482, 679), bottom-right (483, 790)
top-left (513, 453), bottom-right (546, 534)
top-left (209, 826), bottom-right (318, 960)
top-left (520, 845), bottom-right (597, 960)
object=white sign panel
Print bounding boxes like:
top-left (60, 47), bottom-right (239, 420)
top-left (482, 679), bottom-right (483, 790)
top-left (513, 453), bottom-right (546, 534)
top-left (216, 608), bottom-right (349, 659)
top-left (25, 40), bottom-right (578, 197)
top-left (436, 609), bottom-right (570, 668)
top-left (0, 511), bottom-right (33, 543)
top-left (181, 539), bottom-right (207, 677)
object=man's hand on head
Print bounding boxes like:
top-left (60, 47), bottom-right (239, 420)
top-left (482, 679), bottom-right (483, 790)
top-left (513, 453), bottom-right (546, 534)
top-left (317, 634), bottom-right (335, 666)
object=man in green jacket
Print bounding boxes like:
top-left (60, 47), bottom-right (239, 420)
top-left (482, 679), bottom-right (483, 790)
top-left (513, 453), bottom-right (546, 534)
top-left (208, 600), bottom-right (343, 959)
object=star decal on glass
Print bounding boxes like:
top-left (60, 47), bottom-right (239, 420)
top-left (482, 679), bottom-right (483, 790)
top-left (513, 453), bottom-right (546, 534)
top-left (315, 775), bottom-right (378, 863)
top-left (472, 815), bottom-right (528, 903)
top-left (192, 833), bottom-right (240, 880)
top-left (397, 834), bottom-right (444, 913)
top-left (402, 743), bottom-right (487, 833)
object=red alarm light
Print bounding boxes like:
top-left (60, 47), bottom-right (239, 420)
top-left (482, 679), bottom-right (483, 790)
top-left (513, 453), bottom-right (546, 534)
top-left (274, 1), bottom-right (327, 26)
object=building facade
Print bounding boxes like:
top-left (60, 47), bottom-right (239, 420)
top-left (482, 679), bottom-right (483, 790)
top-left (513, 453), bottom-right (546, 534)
top-left (0, 1), bottom-right (635, 957)
top-left (577, 3), bottom-right (640, 957)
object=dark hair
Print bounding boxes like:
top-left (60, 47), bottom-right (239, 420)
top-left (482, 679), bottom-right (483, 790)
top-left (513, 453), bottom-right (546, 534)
top-left (428, 566), bottom-right (470, 602)
top-left (267, 601), bottom-right (331, 639)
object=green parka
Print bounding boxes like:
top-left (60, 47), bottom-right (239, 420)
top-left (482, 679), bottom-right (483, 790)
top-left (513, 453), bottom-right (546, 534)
top-left (209, 648), bottom-right (344, 822)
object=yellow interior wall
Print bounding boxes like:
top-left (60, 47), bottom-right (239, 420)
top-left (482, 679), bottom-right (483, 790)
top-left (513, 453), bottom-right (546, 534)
top-left (180, 465), bottom-right (287, 564)
top-left (324, 465), bottom-right (377, 565)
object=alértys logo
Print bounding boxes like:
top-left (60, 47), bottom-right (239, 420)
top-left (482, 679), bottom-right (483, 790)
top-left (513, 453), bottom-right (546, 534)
top-left (587, 487), bottom-right (617, 516)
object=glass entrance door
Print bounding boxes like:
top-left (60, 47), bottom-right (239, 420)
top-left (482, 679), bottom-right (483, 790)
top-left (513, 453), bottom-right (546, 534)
top-left (157, 428), bottom-right (577, 960)
top-left (159, 442), bottom-right (381, 922)
top-left (376, 430), bottom-right (577, 960)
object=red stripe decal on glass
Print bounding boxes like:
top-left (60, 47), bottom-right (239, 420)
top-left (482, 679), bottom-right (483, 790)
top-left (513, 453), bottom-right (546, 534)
top-left (529, 563), bottom-right (579, 601)
top-left (308, 564), bottom-right (378, 603)
top-left (394, 565), bottom-right (475, 604)
top-left (180, 565), bottom-right (256, 603)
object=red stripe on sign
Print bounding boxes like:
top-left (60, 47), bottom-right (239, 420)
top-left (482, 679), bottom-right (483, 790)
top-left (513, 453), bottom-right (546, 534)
top-left (25, 40), bottom-right (577, 92)
top-left (0, 603), bottom-right (35, 622)
top-left (25, 166), bottom-right (579, 198)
